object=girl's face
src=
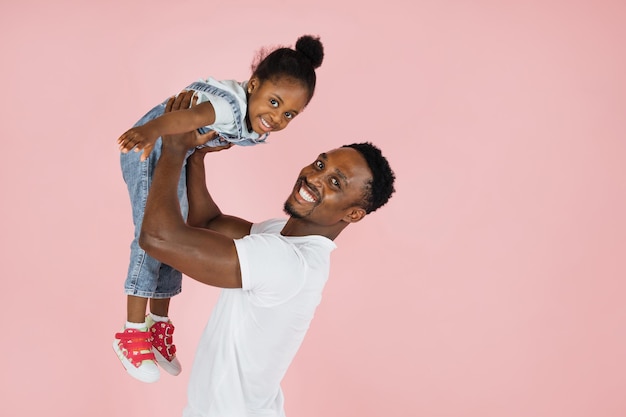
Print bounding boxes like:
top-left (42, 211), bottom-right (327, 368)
top-left (245, 76), bottom-right (309, 135)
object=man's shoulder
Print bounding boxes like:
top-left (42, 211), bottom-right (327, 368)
top-left (251, 218), bottom-right (287, 235)
top-left (251, 219), bottom-right (337, 250)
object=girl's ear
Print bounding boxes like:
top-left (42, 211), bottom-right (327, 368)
top-left (343, 207), bottom-right (367, 224)
top-left (247, 76), bottom-right (260, 94)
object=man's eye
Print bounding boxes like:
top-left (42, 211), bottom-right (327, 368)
top-left (331, 178), bottom-right (340, 187)
top-left (315, 160), bottom-right (324, 169)
top-left (270, 99), bottom-right (278, 107)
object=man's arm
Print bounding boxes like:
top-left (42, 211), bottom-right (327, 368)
top-left (139, 94), bottom-right (244, 289)
top-left (186, 149), bottom-right (253, 239)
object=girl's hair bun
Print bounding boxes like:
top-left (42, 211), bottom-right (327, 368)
top-left (295, 35), bottom-right (324, 69)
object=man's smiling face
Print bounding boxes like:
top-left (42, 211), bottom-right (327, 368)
top-left (284, 148), bottom-right (372, 226)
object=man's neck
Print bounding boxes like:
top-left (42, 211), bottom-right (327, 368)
top-left (280, 217), bottom-right (348, 241)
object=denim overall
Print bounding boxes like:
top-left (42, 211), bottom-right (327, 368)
top-left (121, 80), bottom-right (267, 298)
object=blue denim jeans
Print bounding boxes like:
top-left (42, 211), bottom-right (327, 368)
top-left (121, 80), bottom-right (265, 298)
top-left (121, 103), bottom-right (190, 298)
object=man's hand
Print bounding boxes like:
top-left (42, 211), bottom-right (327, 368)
top-left (165, 90), bottom-right (195, 113)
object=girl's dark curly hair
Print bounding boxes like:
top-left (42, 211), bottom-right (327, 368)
top-left (251, 35), bottom-right (324, 105)
top-left (342, 142), bottom-right (396, 214)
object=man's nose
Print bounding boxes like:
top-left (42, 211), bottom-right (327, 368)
top-left (308, 171), bottom-right (324, 187)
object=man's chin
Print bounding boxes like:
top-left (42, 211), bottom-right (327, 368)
top-left (283, 201), bottom-right (304, 219)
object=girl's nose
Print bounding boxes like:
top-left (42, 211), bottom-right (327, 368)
top-left (269, 110), bottom-right (281, 124)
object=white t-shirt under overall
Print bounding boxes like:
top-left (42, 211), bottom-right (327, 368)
top-left (183, 218), bottom-right (337, 417)
top-left (191, 77), bottom-right (267, 147)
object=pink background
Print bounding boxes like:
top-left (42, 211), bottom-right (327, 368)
top-left (1, 1), bottom-right (625, 416)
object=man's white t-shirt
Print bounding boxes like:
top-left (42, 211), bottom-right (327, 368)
top-left (183, 218), bottom-right (337, 417)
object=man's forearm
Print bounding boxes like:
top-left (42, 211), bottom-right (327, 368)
top-left (186, 152), bottom-right (222, 228)
top-left (140, 142), bottom-right (188, 247)
top-left (138, 137), bottom-right (244, 289)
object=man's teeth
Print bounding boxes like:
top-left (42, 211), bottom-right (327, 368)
top-left (299, 187), bottom-right (315, 202)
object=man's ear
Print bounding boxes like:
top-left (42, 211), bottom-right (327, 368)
top-left (343, 207), bottom-right (367, 224)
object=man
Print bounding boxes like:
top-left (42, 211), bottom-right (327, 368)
top-left (139, 92), bottom-right (396, 416)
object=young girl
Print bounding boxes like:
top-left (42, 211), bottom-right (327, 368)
top-left (114, 35), bottom-right (324, 383)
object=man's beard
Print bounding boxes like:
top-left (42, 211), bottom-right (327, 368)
top-left (283, 201), bottom-right (304, 219)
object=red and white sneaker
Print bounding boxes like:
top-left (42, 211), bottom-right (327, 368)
top-left (112, 328), bottom-right (160, 383)
top-left (146, 316), bottom-right (182, 376)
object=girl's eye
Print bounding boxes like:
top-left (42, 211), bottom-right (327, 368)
top-left (270, 99), bottom-right (278, 107)
top-left (284, 112), bottom-right (293, 120)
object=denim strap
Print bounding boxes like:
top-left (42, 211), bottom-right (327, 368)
top-left (186, 81), bottom-right (244, 139)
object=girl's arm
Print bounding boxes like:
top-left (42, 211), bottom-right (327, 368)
top-left (118, 100), bottom-right (217, 161)
top-left (143, 101), bottom-right (216, 137)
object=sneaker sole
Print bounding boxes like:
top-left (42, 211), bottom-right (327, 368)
top-left (112, 340), bottom-right (160, 383)
top-left (153, 347), bottom-right (182, 376)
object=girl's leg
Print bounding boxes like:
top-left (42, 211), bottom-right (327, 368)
top-left (116, 131), bottom-right (165, 383)
top-left (127, 295), bottom-right (150, 323)
top-left (149, 297), bottom-right (170, 317)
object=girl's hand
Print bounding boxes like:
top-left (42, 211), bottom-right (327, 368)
top-left (118, 126), bottom-right (157, 161)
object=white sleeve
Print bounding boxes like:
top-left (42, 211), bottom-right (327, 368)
top-left (234, 234), bottom-right (305, 307)
top-left (194, 92), bottom-right (235, 127)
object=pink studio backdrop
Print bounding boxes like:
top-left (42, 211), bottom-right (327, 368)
top-left (1, 1), bottom-right (625, 416)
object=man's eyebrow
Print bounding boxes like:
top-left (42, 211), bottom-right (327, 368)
top-left (334, 168), bottom-right (348, 184)
top-left (319, 153), bottom-right (328, 160)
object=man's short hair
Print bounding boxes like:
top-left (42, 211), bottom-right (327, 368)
top-left (342, 142), bottom-right (396, 214)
